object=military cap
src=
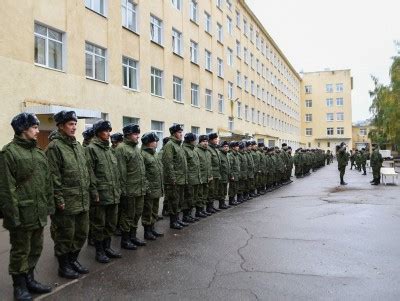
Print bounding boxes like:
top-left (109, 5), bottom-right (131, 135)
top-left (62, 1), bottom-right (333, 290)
top-left (229, 141), bottom-right (239, 148)
top-left (54, 110), bottom-right (77, 125)
top-left (208, 132), bottom-right (218, 140)
top-left (123, 123), bottom-right (140, 135)
top-left (163, 137), bottom-right (170, 146)
top-left (169, 124), bottom-right (183, 134)
top-left (198, 135), bottom-right (209, 143)
top-left (184, 132), bottom-right (197, 142)
top-left (340, 142), bottom-right (346, 147)
top-left (258, 142), bottom-right (265, 148)
top-left (82, 127), bottom-right (95, 140)
top-left (110, 132), bottom-right (123, 143)
top-left (245, 141), bottom-right (252, 147)
top-left (238, 141), bottom-right (245, 149)
top-left (93, 119), bottom-right (112, 135)
top-left (141, 132), bottom-right (159, 145)
top-left (220, 140), bottom-right (229, 147)
top-left (11, 113), bottom-right (40, 135)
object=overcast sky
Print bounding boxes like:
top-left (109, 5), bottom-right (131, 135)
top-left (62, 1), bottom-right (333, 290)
top-left (246, 0), bottom-right (400, 122)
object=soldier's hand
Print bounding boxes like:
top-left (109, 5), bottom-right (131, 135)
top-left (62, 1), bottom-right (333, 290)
top-left (58, 203), bottom-right (65, 211)
top-left (95, 194), bottom-right (100, 203)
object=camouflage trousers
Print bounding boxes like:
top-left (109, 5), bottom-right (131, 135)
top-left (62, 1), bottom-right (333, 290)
top-left (217, 181), bottom-right (228, 201)
top-left (51, 210), bottom-right (89, 257)
top-left (119, 195), bottom-right (144, 232)
top-left (165, 184), bottom-right (184, 215)
top-left (372, 167), bottom-right (381, 182)
top-left (228, 180), bottom-right (238, 197)
top-left (207, 178), bottom-right (220, 204)
top-left (9, 227), bottom-right (43, 275)
top-left (238, 178), bottom-right (247, 194)
top-left (184, 184), bottom-right (199, 210)
top-left (90, 204), bottom-right (118, 241)
top-left (196, 183), bottom-right (209, 208)
top-left (142, 197), bottom-right (160, 226)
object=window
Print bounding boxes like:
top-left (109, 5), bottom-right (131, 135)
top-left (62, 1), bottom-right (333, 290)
top-left (34, 23), bottom-right (64, 70)
top-left (85, 0), bottom-right (106, 15)
top-left (173, 76), bottom-right (183, 102)
top-left (122, 56), bottom-right (138, 90)
top-left (327, 128), bottom-right (334, 136)
top-left (236, 71), bottom-right (241, 88)
top-left (191, 83), bottom-right (199, 106)
top-left (226, 0), bottom-right (232, 10)
top-left (227, 16), bottom-right (233, 35)
top-left (326, 98), bottom-right (333, 107)
top-left (204, 12), bottom-right (211, 33)
top-left (190, 0), bottom-right (198, 22)
top-left (237, 101), bottom-right (242, 118)
top-left (262, 113), bottom-right (266, 126)
top-left (190, 40), bottom-right (199, 64)
top-left (249, 25), bottom-right (254, 42)
top-left (360, 128), bottom-right (367, 136)
top-left (236, 10), bottom-right (240, 27)
top-left (191, 126), bottom-right (200, 136)
top-left (326, 113), bottom-right (334, 121)
top-left (305, 114), bottom-right (312, 122)
top-left (206, 128), bottom-right (213, 134)
top-left (218, 94), bottom-right (224, 113)
top-left (205, 89), bottom-right (213, 111)
top-left (336, 97), bottom-right (344, 106)
top-left (305, 85), bottom-right (312, 94)
top-left (123, 116), bottom-right (139, 126)
top-left (306, 128), bottom-right (312, 136)
top-left (244, 47), bottom-right (248, 64)
top-left (244, 76), bottom-right (248, 92)
top-left (172, 28), bottom-right (182, 55)
top-left (305, 99), bottom-right (312, 108)
top-left (228, 117), bottom-right (234, 131)
top-left (251, 80), bottom-right (255, 96)
top-left (337, 127), bottom-right (344, 135)
top-left (257, 110), bottom-right (261, 124)
top-left (251, 108), bottom-right (255, 123)
top-left (216, 0), bottom-right (223, 9)
top-left (150, 15), bottom-right (163, 45)
top-left (85, 42), bottom-right (106, 81)
top-left (336, 112), bottom-right (344, 121)
top-left (172, 0), bottom-right (182, 10)
top-left (236, 40), bottom-right (241, 58)
top-left (150, 67), bottom-right (163, 96)
top-left (326, 84), bottom-right (333, 93)
top-left (227, 48), bottom-right (233, 66)
top-left (205, 50), bottom-right (212, 71)
top-left (227, 82), bottom-right (233, 99)
top-left (245, 105), bottom-right (249, 121)
top-left (151, 120), bottom-right (164, 151)
top-left (336, 83), bottom-right (344, 92)
top-left (121, 0), bottom-right (137, 32)
top-left (250, 53), bottom-right (254, 69)
top-left (217, 58), bottom-right (224, 77)
top-left (217, 23), bottom-right (223, 42)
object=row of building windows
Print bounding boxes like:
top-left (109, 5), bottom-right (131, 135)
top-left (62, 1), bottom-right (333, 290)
top-left (304, 83), bottom-right (344, 94)
top-left (305, 127), bottom-right (345, 136)
top-left (304, 113), bottom-right (345, 122)
top-left (305, 98), bottom-right (344, 108)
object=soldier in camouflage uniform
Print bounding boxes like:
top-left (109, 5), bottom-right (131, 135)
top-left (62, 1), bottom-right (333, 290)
top-left (115, 124), bottom-right (147, 250)
top-left (140, 132), bottom-right (164, 240)
top-left (370, 144), bottom-right (383, 185)
top-left (244, 141), bottom-right (256, 199)
top-left (110, 132), bottom-right (123, 150)
top-left (194, 135), bottom-right (212, 217)
top-left (336, 142), bottom-right (349, 185)
top-left (159, 137), bottom-right (170, 217)
top-left (82, 128), bottom-right (94, 147)
top-left (47, 111), bottom-right (90, 279)
top-left (86, 120), bottom-right (122, 263)
top-left (227, 141), bottom-right (240, 206)
top-left (360, 148), bottom-right (368, 175)
top-left (162, 124), bottom-right (188, 230)
top-left (182, 133), bottom-right (201, 222)
top-left (349, 150), bottom-right (355, 170)
top-left (237, 142), bottom-right (248, 202)
top-left (250, 141), bottom-right (261, 196)
top-left (257, 143), bottom-right (267, 194)
top-left (217, 141), bottom-right (231, 209)
top-left (0, 113), bottom-right (53, 300)
top-left (207, 133), bottom-right (222, 213)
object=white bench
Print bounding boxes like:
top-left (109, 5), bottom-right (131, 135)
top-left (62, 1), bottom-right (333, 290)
top-left (381, 167), bottom-right (399, 185)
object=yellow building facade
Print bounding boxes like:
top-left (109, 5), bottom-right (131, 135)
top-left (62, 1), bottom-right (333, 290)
top-left (300, 70), bottom-right (353, 151)
top-left (352, 121), bottom-right (374, 151)
top-left (0, 0), bottom-right (302, 149)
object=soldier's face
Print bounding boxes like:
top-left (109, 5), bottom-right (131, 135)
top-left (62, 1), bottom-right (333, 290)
top-left (60, 121), bottom-right (77, 137)
top-left (148, 141), bottom-right (158, 149)
top-left (174, 130), bottom-right (183, 141)
top-left (210, 138), bottom-right (219, 145)
top-left (23, 125), bottom-right (39, 140)
top-left (222, 145), bottom-right (229, 152)
top-left (129, 133), bottom-right (140, 143)
top-left (200, 140), bottom-right (208, 147)
top-left (98, 130), bottom-right (111, 142)
top-left (233, 146), bottom-right (239, 151)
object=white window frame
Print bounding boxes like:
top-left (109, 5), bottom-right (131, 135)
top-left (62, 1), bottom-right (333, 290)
top-left (217, 23), bottom-right (223, 43)
top-left (204, 11), bottom-right (212, 33)
top-left (237, 101), bottom-right (242, 118)
top-left (326, 98), bottom-right (333, 107)
top-left (85, 42), bottom-right (107, 82)
top-left (336, 97), bottom-right (344, 106)
top-left (190, 40), bottom-right (199, 64)
top-left (190, 0), bottom-right (198, 23)
top-left (173, 76), bottom-right (183, 103)
top-left (336, 83), bottom-right (344, 92)
top-left (336, 112), bottom-right (344, 121)
top-left (121, 0), bottom-right (137, 32)
top-left (85, 0), bottom-right (107, 16)
top-left (305, 85), bottom-right (312, 94)
top-left (217, 57), bottom-right (224, 77)
top-left (227, 16), bottom-right (233, 35)
top-left (305, 99), bottom-right (312, 108)
top-left (218, 94), bottom-right (224, 114)
top-left (227, 48), bottom-right (233, 66)
top-left (171, 0), bottom-right (182, 11)
top-left (305, 114), bottom-right (312, 122)
top-left (150, 15), bottom-right (163, 45)
top-left (191, 83), bottom-right (199, 107)
top-left (305, 128), bottom-right (312, 136)
top-left (122, 56), bottom-right (139, 91)
top-left (337, 127), bottom-right (344, 135)
top-left (150, 67), bottom-right (163, 97)
top-left (327, 127), bottom-right (334, 136)
top-left (326, 84), bottom-right (333, 93)
top-left (34, 23), bottom-right (64, 71)
top-left (205, 89), bottom-right (213, 111)
top-left (172, 28), bottom-right (183, 56)
top-left (326, 113), bottom-right (334, 121)
top-left (236, 71), bottom-right (241, 88)
top-left (227, 81), bottom-right (233, 99)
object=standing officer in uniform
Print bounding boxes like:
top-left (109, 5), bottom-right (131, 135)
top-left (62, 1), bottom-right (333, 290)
top-left (227, 141), bottom-right (240, 206)
top-left (218, 141), bottom-right (231, 209)
top-left (162, 124), bottom-right (188, 229)
top-left (86, 120), bottom-right (122, 263)
top-left (47, 111), bottom-right (90, 279)
top-left (159, 137), bottom-right (170, 218)
top-left (115, 123), bottom-right (147, 250)
top-left (82, 128), bottom-right (94, 147)
top-left (0, 113), bottom-right (53, 300)
top-left (110, 133), bottom-right (124, 150)
top-left (336, 142), bottom-right (349, 185)
top-left (370, 144), bottom-right (384, 185)
top-left (237, 142), bottom-right (248, 202)
top-left (207, 133), bottom-right (222, 213)
top-left (182, 133), bottom-right (201, 223)
top-left (140, 132), bottom-right (164, 240)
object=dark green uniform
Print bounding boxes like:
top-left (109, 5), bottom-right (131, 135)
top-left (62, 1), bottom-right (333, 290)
top-left (336, 146), bottom-right (349, 184)
top-left (207, 143), bottom-right (221, 206)
top-left (0, 136), bottom-right (53, 275)
top-left (141, 146), bottom-right (164, 226)
top-left (218, 149), bottom-right (231, 204)
top-left (182, 142), bottom-right (200, 215)
top-left (370, 149), bottom-right (383, 184)
top-left (115, 138), bottom-right (147, 233)
top-left (228, 150), bottom-right (240, 199)
top-left (238, 150), bottom-right (248, 195)
top-left (86, 137), bottom-right (121, 242)
top-left (195, 144), bottom-right (212, 210)
top-left (46, 131), bottom-right (90, 257)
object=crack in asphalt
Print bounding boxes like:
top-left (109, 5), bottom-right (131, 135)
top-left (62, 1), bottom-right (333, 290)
top-left (255, 236), bottom-right (323, 242)
top-left (237, 227), bottom-right (254, 272)
top-left (219, 270), bottom-right (359, 280)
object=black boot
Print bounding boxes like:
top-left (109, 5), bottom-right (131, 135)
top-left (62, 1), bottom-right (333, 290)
top-left (195, 207), bottom-right (207, 218)
top-left (103, 237), bottom-right (122, 258)
top-left (182, 210), bottom-right (195, 223)
top-left (170, 215), bottom-right (183, 230)
top-left (203, 205), bottom-right (212, 216)
top-left (190, 209), bottom-right (200, 221)
top-left (144, 225), bottom-right (156, 240)
top-left (57, 254), bottom-right (79, 279)
top-left (162, 204), bottom-right (169, 217)
top-left (206, 204), bottom-right (216, 214)
top-left (219, 200), bottom-right (230, 209)
top-left (12, 274), bottom-right (32, 301)
top-left (229, 196), bottom-right (239, 206)
top-left (177, 214), bottom-right (189, 227)
top-left (70, 250), bottom-right (89, 274)
top-left (95, 241), bottom-right (110, 264)
top-left (121, 232), bottom-right (137, 250)
top-left (151, 224), bottom-right (164, 237)
top-left (130, 229), bottom-right (146, 246)
top-left (25, 269), bottom-right (51, 294)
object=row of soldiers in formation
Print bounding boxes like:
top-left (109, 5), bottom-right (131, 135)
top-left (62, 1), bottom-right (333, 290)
top-left (293, 148), bottom-right (333, 178)
top-left (350, 148), bottom-right (370, 174)
top-left (0, 111), bottom-right (328, 301)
